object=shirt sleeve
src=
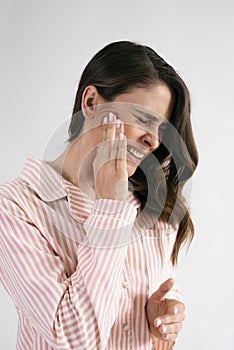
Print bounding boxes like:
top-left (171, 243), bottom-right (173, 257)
top-left (151, 336), bottom-right (176, 350)
top-left (145, 224), bottom-right (182, 350)
top-left (152, 251), bottom-right (182, 350)
top-left (0, 195), bottom-right (137, 350)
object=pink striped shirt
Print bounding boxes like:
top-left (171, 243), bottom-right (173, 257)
top-left (0, 158), bottom-right (180, 350)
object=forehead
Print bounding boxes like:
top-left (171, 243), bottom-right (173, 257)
top-left (110, 84), bottom-right (173, 121)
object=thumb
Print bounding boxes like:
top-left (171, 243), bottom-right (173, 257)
top-left (151, 278), bottom-right (175, 301)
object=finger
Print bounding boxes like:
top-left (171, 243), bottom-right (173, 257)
top-left (106, 117), bottom-right (124, 160)
top-left (161, 333), bottom-right (178, 342)
top-left (154, 310), bottom-right (185, 328)
top-left (168, 301), bottom-right (186, 316)
top-left (110, 138), bottom-right (119, 165)
top-left (115, 118), bottom-right (123, 138)
top-left (160, 299), bottom-right (186, 318)
top-left (116, 120), bottom-right (126, 168)
top-left (151, 278), bottom-right (175, 302)
top-left (116, 134), bottom-right (127, 172)
top-left (103, 112), bottom-right (116, 141)
top-left (159, 322), bottom-right (182, 335)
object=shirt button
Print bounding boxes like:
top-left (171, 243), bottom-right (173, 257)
top-left (122, 281), bottom-right (129, 289)
top-left (123, 324), bottom-right (129, 332)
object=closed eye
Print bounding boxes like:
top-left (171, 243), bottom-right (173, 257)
top-left (136, 117), bottom-right (152, 126)
top-left (135, 114), bottom-right (168, 139)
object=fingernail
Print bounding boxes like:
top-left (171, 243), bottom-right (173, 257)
top-left (173, 307), bottom-right (178, 315)
top-left (119, 133), bottom-right (125, 141)
top-left (162, 326), bottom-right (167, 333)
top-left (154, 319), bottom-right (161, 327)
top-left (103, 116), bottom-right (108, 124)
top-left (116, 118), bottom-right (121, 128)
top-left (163, 333), bottom-right (169, 340)
top-left (109, 112), bottom-right (114, 122)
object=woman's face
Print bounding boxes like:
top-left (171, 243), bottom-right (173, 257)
top-left (83, 83), bottom-right (173, 177)
top-left (110, 84), bottom-right (173, 176)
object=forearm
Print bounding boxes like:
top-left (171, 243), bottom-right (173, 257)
top-left (0, 196), bottom-right (137, 349)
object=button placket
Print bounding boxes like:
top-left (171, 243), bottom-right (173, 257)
top-left (121, 281), bottom-right (129, 289)
top-left (123, 324), bottom-right (129, 332)
top-left (120, 260), bottom-right (133, 350)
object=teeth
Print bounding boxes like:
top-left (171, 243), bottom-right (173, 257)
top-left (127, 146), bottom-right (144, 159)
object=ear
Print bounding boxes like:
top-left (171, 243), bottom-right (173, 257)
top-left (81, 85), bottom-right (103, 119)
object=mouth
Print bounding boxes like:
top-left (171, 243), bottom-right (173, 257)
top-left (126, 145), bottom-right (148, 165)
top-left (127, 146), bottom-right (144, 159)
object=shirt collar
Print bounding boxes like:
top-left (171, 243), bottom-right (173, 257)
top-left (20, 158), bottom-right (141, 221)
top-left (20, 158), bottom-right (67, 202)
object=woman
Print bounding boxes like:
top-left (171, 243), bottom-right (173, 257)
top-left (0, 41), bottom-right (198, 349)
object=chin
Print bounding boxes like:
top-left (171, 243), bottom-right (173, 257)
top-left (126, 161), bottom-right (138, 177)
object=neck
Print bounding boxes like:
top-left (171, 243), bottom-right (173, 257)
top-left (46, 137), bottom-right (97, 198)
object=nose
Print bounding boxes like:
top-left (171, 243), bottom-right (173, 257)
top-left (142, 133), bottom-right (161, 150)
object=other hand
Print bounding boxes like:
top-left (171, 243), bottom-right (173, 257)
top-left (146, 278), bottom-right (185, 343)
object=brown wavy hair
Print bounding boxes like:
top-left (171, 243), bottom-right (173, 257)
top-left (67, 41), bottom-right (199, 265)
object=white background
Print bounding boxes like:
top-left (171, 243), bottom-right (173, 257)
top-left (1, 1), bottom-right (234, 349)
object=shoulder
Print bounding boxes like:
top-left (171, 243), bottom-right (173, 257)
top-left (0, 177), bottom-right (34, 201)
top-left (0, 178), bottom-right (35, 219)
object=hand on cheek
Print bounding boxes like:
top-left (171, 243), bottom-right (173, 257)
top-left (93, 112), bottom-right (128, 201)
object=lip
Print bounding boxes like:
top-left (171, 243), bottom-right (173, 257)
top-left (127, 143), bottom-right (149, 156)
top-left (126, 150), bottom-right (142, 165)
top-left (126, 143), bottom-right (149, 165)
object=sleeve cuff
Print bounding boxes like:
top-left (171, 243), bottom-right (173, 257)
top-left (83, 199), bottom-right (137, 248)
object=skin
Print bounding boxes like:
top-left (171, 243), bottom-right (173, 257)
top-left (146, 278), bottom-right (185, 346)
top-left (47, 83), bottom-right (185, 344)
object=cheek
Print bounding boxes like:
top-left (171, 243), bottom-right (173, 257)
top-left (124, 125), bottom-right (141, 139)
